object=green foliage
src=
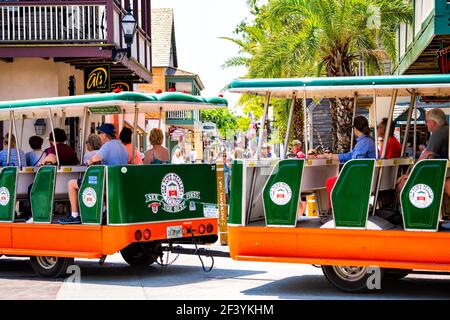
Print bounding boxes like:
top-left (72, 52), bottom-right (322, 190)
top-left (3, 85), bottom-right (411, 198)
top-left (200, 109), bottom-right (239, 138)
top-left (237, 117), bottom-right (251, 133)
top-left (222, 0), bottom-right (412, 148)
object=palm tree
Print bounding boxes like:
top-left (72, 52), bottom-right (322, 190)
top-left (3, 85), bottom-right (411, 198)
top-left (224, 0), bottom-right (412, 153)
top-left (222, 6), bottom-right (308, 150)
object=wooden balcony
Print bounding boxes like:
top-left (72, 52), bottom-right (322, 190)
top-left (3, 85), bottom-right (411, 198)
top-left (0, 0), bottom-right (152, 83)
top-left (166, 110), bottom-right (199, 125)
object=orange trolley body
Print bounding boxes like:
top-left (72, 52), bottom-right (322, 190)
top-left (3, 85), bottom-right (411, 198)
top-left (225, 75), bottom-right (450, 292)
top-left (0, 218), bottom-right (218, 259)
top-left (0, 92), bottom-right (228, 277)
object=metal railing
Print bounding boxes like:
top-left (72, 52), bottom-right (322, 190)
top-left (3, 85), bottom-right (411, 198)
top-left (0, 4), bottom-right (106, 42)
top-left (167, 110), bottom-right (194, 120)
top-left (167, 110), bottom-right (192, 120)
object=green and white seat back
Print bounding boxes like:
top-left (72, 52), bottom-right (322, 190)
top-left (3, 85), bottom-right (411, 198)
top-left (400, 159), bottom-right (447, 231)
top-left (0, 167), bottom-right (18, 222)
top-left (331, 159), bottom-right (376, 229)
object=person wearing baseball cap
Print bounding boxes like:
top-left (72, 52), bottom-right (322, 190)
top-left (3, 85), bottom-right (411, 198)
top-left (290, 139), bottom-right (305, 159)
top-left (60, 123), bottom-right (128, 224)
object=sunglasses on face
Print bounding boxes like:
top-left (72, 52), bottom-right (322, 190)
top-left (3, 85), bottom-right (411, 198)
top-left (324, 150), bottom-right (331, 154)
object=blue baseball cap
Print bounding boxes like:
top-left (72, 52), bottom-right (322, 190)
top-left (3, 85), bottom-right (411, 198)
top-left (96, 123), bottom-right (116, 136)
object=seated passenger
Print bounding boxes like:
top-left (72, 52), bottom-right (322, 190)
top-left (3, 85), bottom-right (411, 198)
top-left (60, 123), bottom-right (128, 224)
top-left (85, 124), bottom-right (128, 166)
top-left (314, 116), bottom-right (376, 219)
top-left (318, 116), bottom-right (376, 162)
top-left (289, 140), bottom-right (306, 159)
top-left (83, 133), bottom-right (101, 165)
top-left (261, 143), bottom-right (274, 159)
top-left (377, 118), bottom-right (401, 159)
top-left (0, 134), bottom-right (26, 166)
top-left (119, 127), bottom-right (143, 164)
top-left (398, 108), bottom-right (449, 192)
top-left (307, 149), bottom-right (318, 158)
top-left (420, 108), bottom-right (448, 160)
top-left (143, 128), bottom-right (170, 164)
top-left (26, 136), bottom-right (43, 166)
top-left (40, 128), bottom-right (78, 165)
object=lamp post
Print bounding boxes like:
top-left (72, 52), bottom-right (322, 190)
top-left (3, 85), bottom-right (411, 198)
top-left (114, 6), bottom-right (137, 59)
top-left (34, 119), bottom-right (46, 136)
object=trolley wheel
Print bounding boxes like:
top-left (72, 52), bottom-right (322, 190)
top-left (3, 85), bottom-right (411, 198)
top-left (383, 268), bottom-right (410, 282)
top-left (322, 265), bottom-right (384, 293)
top-left (30, 256), bottom-right (74, 278)
top-left (120, 243), bottom-right (157, 267)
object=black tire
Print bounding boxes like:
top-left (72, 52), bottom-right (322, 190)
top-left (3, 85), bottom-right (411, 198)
top-left (322, 265), bottom-right (384, 293)
top-left (29, 256), bottom-right (74, 278)
top-left (120, 243), bottom-right (158, 267)
top-left (383, 269), bottom-right (410, 282)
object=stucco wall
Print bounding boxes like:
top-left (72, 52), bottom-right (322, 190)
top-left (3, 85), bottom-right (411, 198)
top-left (0, 58), bottom-right (84, 101)
top-left (0, 58), bottom-right (85, 153)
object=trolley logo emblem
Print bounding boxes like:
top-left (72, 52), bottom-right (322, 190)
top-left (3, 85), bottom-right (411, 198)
top-left (82, 187), bottom-right (97, 208)
top-left (0, 187), bottom-right (10, 206)
top-left (144, 173), bottom-right (201, 213)
top-left (270, 182), bottom-right (292, 206)
top-left (409, 184), bottom-right (434, 209)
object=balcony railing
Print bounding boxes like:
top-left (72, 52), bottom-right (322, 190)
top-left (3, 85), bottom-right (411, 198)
top-left (0, 0), bottom-right (152, 74)
top-left (0, 3), bottom-right (106, 43)
top-left (167, 110), bottom-right (193, 120)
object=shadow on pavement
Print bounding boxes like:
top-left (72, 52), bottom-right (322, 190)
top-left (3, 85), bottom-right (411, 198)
top-left (0, 256), bottom-right (265, 288)
top-left (74, 259), bottom-right (265, 288)
top-left (241, 275), bottom-right (450, 300)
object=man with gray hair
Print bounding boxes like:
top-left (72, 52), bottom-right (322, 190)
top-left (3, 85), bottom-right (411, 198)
top-left (421, 108), bottom-right (448, 160)
top-left (397, 108), bottom-right (448, 192)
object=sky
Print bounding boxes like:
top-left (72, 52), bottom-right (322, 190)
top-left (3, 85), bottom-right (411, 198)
top-left (151, 0), bottom-right (251, 109)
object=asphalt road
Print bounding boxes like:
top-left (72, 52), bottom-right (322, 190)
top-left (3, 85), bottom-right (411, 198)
top-left (1, 246), bottom-right (450, 300)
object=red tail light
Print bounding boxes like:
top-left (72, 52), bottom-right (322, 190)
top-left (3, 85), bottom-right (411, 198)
top-left (206, 223), bottom-right (214, 233)
top-left (134, 230), bottom-right (142, 241)
top-left (143, 229), bottom-right (151, 240)
top-left (198, 224), bottom-right (205, 234)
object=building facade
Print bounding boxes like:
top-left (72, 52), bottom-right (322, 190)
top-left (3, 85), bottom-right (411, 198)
top-left (394, 0), bottom-right (450, 75)
top-left (0, 0), bottom-right (152, 154)
top-left (138, 8), bottom-right (205, 162)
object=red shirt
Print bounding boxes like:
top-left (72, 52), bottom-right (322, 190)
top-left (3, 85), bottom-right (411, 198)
top-left (380, 136), bottom-right (401, 159)
top-left (46, 143), bottom-right (79, 165)
top-left (125, 143), bottom-right (143, 164)
top-left (297, 151), bottom-right (306, 159)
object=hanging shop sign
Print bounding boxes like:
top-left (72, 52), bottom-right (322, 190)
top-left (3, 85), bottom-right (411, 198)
top-left (419, 96), bottom-right (450, 103)
top-left (437, 45), bottom-right (450, 74)
top-left (84, 65), bottom-right (111, 93)
top-left (111, 81), bottom-right (133, 92)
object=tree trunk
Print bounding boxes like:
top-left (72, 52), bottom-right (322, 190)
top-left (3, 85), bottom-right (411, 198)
top-left (289, 98), bottom-right (304, 149)
top-left (329, 101), bottom-right (338, 152)
top-left (335, 98), bottom-right (353, 153)
top-left (325, 45), bottom-right (356, 153)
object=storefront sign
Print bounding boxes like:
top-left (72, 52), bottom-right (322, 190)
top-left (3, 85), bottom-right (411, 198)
top-left (437, 45), bottom-right (450, 74)
top-left (88, 106), bottom-right (121, 114)
top-left (419, 96), bottom-right (450, 103)
top-left (84, 65), bottom-right (110, 93)
top-left (111, 81), bottom-right (133, 92)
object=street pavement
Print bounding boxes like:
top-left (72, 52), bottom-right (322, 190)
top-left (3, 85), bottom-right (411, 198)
top-left (1, 245), bottom-right (450, 300)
